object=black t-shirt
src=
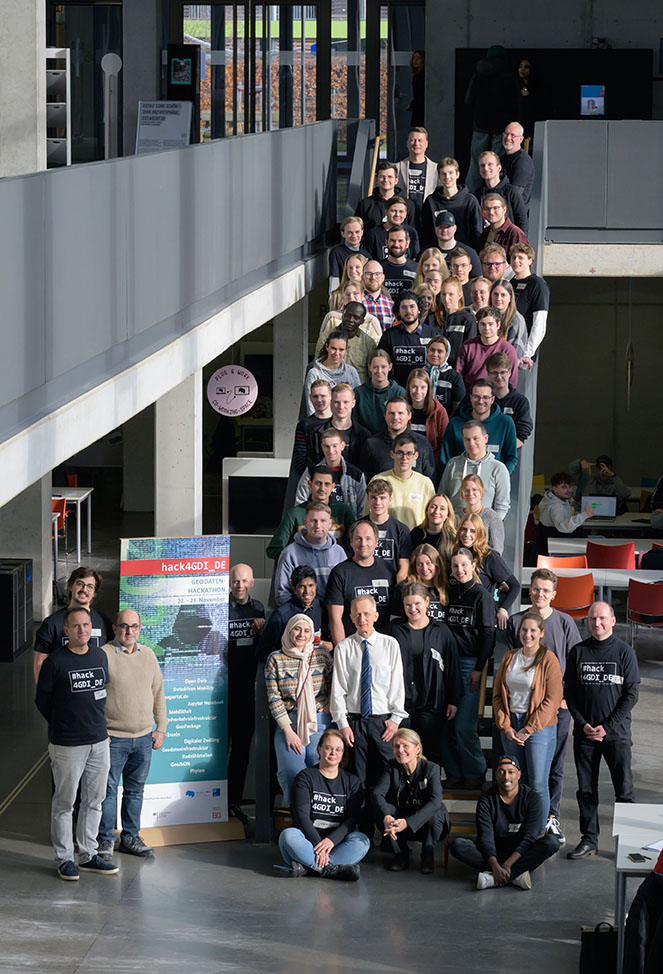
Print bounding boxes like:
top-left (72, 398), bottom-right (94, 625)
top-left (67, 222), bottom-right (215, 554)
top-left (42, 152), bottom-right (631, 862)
top-left (228, 596), bottom-right (265, 681)
top-left (513, 273), bottom-right (550, 333)
top-left (35, 645), bottom-right (109, 746)
top-left (408, 162), bottom-right (427, 214)
top-left (409, 407), bottom-right (427, 435)
top-left (377, 321), bottom-right (439, 387)
top-left (325, 558), bottom-right (396, 634)
top-left (354, 515), bottom-right (413, 573)
top-left (380, 258), bottom-right (418, 298)
top-left (33, 607), bottom-right (113, 656)
top-left (391, 582), bottom-right (446, 624)
top-left (364, 224), bottom-right (420, 262)
top-left (291, 766), bottom-right (365, 845)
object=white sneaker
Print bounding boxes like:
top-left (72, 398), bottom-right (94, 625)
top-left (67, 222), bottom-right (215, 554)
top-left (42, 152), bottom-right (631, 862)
top-left (476, 871), bottom-right (496, 890)
top-left (510, 871), bottom-right (532, 890)
top-left (546, 816), bottom-right (566, 845)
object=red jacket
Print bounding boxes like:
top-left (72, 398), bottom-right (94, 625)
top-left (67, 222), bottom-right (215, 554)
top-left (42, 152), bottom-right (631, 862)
top-left (478, 217), bottom-right (529, 259)
top-left (424, 397), bottom-right (449, 458)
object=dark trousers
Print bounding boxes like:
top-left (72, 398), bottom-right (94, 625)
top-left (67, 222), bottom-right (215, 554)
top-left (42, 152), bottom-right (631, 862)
top-left (450, 833), bottom-right (559, 878)
top-left (548, 706), bottom-right (571, 818)
top-left (378, 800), bottom-right (448, 852)
top-left (573, 736), bottom-right (634, 845)
top-left (227, 668), bottom-right (256, 805)
top-left (408, 710), bottom-right (445, 767)
top-left (348, 714), bottom-right (394, 789)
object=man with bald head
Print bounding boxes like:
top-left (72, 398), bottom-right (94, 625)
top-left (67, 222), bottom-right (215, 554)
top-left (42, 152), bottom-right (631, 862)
top-left (361, 260), bottom-right (394, 333)
top-left (227, 563), bottom-right (265, 823)
top-left (500, 121), bottom-right (535, 209)
top-left (97, 609), bottom-right (167, 860)
top-left (564, 602), bottom-right (640, 860)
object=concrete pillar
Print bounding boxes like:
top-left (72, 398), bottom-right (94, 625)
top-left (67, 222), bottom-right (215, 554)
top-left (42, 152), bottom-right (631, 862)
top-left (0, 476), bottom-right (52, 622)
top-left (0, 0), bottom-right (46, 177)
top-left (272, 297), bottom-right (309, 458)
top-left (154, 372), bottom-right (203, 537)
top-left (123, 406), bottom-right (155, 512)
top-left (123, 0), bottom-right (162, 155)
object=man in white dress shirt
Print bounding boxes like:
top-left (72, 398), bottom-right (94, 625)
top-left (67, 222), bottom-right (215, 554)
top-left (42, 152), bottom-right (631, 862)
top-left (331, 596), bottom-right (407, 810)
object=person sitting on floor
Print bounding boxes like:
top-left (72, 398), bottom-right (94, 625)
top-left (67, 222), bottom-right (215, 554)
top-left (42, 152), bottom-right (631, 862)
top-left (449, 754), bottom-right (559, 890)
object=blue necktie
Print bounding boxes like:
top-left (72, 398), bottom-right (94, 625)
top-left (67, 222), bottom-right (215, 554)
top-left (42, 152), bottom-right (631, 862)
top-left (360, 638), bottom-right (372, 718)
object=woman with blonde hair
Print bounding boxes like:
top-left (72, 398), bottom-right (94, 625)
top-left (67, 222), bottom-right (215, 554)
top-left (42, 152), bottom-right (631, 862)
top-left (414, 247), bottom-right (449, 288)
top-left (372, 725), bottom-right (449, 873)
top-left (391, 542), bottom-right (448, 623)
top-left (412, 282), bottom-right (436, 326)
top-left (460, 473), bottom-right (504, 554)
top-left (410, 494), bottom-right (457, 563)
top-left (323, 278), bottom-right (381, 343)
top-left (469, 275), bottom-right (491, 314)
top-left (329, 253), bottom-right (368, 309)
top-left (453, 514), bottom-right (519, 629)
top-left (489, 278), bottom-right (527, 362)
top-left (438, 275), bottom-right (477, 363)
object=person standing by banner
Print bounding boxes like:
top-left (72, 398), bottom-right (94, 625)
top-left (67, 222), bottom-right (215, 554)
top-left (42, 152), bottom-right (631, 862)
top-left (227, 564), bottom-right (265, 824)
top-left (97, 609), bottom-right (168, 859)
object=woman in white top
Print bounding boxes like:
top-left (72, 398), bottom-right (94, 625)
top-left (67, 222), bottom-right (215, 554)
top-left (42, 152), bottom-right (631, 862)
top-left (304, 330), bottom-right (360, 414)
top-left (460, 474), bottom-right (504, 554)
top-left (492, 611), bottom-right (563, 829)
top-left (489, 279), bottom-right (528, 363)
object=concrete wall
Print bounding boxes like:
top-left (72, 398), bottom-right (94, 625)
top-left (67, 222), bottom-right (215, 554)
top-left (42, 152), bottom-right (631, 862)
top-left (0, 0), bottom-right (45, 177)
top-left (425, 0), bottom-right (663, 160)
top-left (123, 0), bottom-right (162, 155)
top-left (534, 276), bottom-right (663, 486)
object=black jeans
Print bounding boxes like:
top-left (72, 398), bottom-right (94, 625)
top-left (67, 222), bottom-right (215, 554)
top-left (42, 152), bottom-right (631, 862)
top-left (450, 833), bottom-right (559, 878)
top-left (573, 735), bottom-right (634, 845)
top-left (378, 800), bottom-right (449, 852)
top-left (548, 706), bottom-right (571, 818)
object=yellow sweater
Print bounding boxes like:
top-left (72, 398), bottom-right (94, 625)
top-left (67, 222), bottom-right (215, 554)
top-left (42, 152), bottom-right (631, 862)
top-left (102, 641), bottom-right (168, 737)
top-left (366, 469), bottom-right (435, 530)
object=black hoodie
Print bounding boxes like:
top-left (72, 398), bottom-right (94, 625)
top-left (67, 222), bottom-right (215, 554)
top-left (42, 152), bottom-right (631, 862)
top-left (465, 55), bottom-right (521, 134)
top-left (421, 185), bottom-right (484, 250)
top-left (475, 172), bottom-right (528, 235)
top-left (355, 188), bottom-right (416, 232)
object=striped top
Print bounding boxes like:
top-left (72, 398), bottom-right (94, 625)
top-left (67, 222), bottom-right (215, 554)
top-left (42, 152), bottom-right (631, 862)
top-left (264, 648), bottom-right (333, 729)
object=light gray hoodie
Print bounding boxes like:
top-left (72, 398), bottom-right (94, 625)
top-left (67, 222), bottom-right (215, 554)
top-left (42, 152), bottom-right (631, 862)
top-left (440, 450), bottom-right (511, 519)
top-left (538, 489), bottom-right (589, 534)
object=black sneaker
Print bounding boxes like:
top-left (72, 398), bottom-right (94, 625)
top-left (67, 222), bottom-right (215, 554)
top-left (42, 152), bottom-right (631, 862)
top-left (321, 864), bottom-right (360, 881)
top-left (58, 860), bottom-right (79, 882)
top-left (273, 861), bottom-right (306, 877)
top-left (79, 854), bottom-right (119, 874)
top-left (97, 838), bottom-right (116, 859)
top-left (118, 834), bottom-right (154, 857)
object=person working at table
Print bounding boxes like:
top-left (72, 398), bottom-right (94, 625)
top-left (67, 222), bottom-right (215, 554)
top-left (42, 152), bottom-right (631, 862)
top-left (539, 472), bottom-right (594, 536)
top-left (569, 455), bottom-right (631, 513)
top-left (564, 602), bottom-right (640, 861)
top-left (33, 566), bottom-right (113, 681)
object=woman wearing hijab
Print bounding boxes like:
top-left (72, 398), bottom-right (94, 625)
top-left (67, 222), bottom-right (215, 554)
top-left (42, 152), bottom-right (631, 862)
top-left (264, 614), bottom-right (333, 805)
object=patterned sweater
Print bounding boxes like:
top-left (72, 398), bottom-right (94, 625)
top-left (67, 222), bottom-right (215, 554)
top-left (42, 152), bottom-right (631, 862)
top-left (264, 648), bottom-right (333, 729)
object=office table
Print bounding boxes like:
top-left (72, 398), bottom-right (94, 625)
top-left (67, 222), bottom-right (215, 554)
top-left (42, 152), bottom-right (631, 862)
top-left (587, 512), bottom-right (652, 535)
top-left (612, 804), bottom-right (663, 973)
top-left (521, 567), bottom-right (663, 600)
top-left (51, 487), bottom-right (94, 564)
top-left (548, 537), bottom-right (656, 556)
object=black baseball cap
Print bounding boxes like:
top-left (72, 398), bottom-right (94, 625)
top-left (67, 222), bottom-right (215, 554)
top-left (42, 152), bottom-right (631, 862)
top-left (497, 755), bottom-right (520, 771)
top-left (435, 210), bottom-right (456, 228)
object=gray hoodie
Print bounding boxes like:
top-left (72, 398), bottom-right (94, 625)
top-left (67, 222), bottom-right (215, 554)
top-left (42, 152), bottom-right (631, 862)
top-left (440, 451), bottom-right (511, 519)
top-left (274, 531), bottom-right (347, 605)
top-left (538, 489), bottom-right (589, 534)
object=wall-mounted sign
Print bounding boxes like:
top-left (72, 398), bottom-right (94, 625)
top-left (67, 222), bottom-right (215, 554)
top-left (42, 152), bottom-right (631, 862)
top-left (135, 101), bottom-right (192, 154)
top-left (206, 365), bottom-right (258, 417)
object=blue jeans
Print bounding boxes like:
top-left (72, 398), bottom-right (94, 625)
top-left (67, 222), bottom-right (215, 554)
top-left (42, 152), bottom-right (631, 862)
top-left (466, 130), bottom-right (505, 194)
top-left (440, 656), bottom-right (486, 779)
top-left (274, 711), bottom-right (331, 806)
top-left (279, 827), bottom-right (371, 869)
top-left (502, 714), bottom-right (556, 830)
top-left (98, 734), bottom-right (153, 841)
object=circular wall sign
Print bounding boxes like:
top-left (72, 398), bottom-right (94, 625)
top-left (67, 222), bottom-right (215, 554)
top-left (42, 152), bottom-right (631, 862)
top-left (206, 365), bottom-right (258, 416)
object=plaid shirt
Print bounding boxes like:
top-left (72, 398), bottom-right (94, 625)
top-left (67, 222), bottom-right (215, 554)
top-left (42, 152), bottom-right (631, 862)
top-left (363, 290), bottom-right (394, 332)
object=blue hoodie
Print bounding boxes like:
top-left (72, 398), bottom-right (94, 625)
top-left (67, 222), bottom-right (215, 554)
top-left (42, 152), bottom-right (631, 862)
top-left (274, 532), bottom-right (347, 605)
top-left (439, 400), bottom-right (518, 473)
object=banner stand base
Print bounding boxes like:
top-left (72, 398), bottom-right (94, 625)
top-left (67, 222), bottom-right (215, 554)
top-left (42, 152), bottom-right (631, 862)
top-left (140, 819), bottom-right (245, 847)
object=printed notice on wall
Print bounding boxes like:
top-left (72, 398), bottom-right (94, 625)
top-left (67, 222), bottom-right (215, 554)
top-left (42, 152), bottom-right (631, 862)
top-left (135, 101), bottom-right (192, 154)
top-left (119, 535), bottom-right (229, 828)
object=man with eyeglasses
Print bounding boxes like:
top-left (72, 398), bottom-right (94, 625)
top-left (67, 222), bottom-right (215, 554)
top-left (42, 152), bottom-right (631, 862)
top-left (361, 261), bottom-right (394, 333)
top-left (500, 122), bottom-right (535, 209)
top-left (485, 352), bottom-right (533, 448)
top-left (507, 569), bottom-right (582, 846)
top-left (477, 192), bottom-right (529, 260)
top-left (367, 432), bottom-right (435, 530)
top-left (33, 566), bottom-right (113, 681)
top-left (362, 397), bottom-right (435, 482)
top-left (479, 243), bottom-right (511, 284)
top-left (475, 151), bottom-right (528, 235)
top-left (97, 609), bottom-right (167, 860)
top-left (439, 379), bottom-right (518, 474)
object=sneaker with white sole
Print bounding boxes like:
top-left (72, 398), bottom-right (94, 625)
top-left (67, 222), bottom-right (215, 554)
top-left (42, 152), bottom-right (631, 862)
top-left (58, 860), bottom-right (79, 882)
top-left (546, 816), bottom-right (566, 845)
top-left (97, 839), bottom-right (115, 859)
top-left (79, 854), bottom-right (119, 875)
top-left (510, 871), bottom-right (532, 890)
top-left (476, 871), bottom-right (496, 890)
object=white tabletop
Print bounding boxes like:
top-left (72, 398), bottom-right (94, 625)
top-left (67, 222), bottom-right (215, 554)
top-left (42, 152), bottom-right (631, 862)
top-left (588, 512), bottom-right (652, 531)
top-left (52, 487), bottom-right (94, 502)
top-left (548, 537), bottom-right (655, 555)
top-left (615, 830), bottom-right (661, 874)
top-left (613, 802), bottom-right (663, 836)
top-left (521, 567), bottom-right (663, 588)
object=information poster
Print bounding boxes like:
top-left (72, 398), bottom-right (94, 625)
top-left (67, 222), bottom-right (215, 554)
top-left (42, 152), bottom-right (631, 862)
top-left (119, 535), bottom-right (229, 828)
top-left (135, 100), bottom-right (193, 154)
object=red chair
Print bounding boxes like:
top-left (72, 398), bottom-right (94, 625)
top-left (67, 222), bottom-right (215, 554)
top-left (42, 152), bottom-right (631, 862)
top-left (653, 542), bottom-right (663, 550)
top-left (586, 541), bottom-right (635, 570)
top-left (549, 573), bottom-right (595, 621)
top-left (537, 555), bottom-right (588, 569)
top-left (627, 579), bottom-right (663, 644)
top-left (67, 473), bottom-right (78, 487)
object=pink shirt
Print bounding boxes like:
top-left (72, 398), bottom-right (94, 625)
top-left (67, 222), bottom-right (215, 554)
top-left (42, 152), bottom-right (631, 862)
top-left (455, 336), bottom-right (518, 387)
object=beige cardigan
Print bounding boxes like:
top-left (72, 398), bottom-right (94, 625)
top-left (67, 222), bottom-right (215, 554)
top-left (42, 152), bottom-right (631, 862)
top-left (493, 649), bottom-right (563, 735)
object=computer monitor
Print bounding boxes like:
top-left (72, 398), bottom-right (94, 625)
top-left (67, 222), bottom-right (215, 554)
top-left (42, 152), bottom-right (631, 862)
top-left (580, 85), bottom-right (605, 116)
top-left (582, 495), bottom-right (617, 518)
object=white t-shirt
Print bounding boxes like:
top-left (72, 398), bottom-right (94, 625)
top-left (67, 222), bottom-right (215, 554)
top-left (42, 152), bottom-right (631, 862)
top-left (505, 650), bottom-right (536, 714)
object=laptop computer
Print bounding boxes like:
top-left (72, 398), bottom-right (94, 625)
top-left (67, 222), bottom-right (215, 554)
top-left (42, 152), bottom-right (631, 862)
top-left (582, 495), bottom-right (618, 519)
